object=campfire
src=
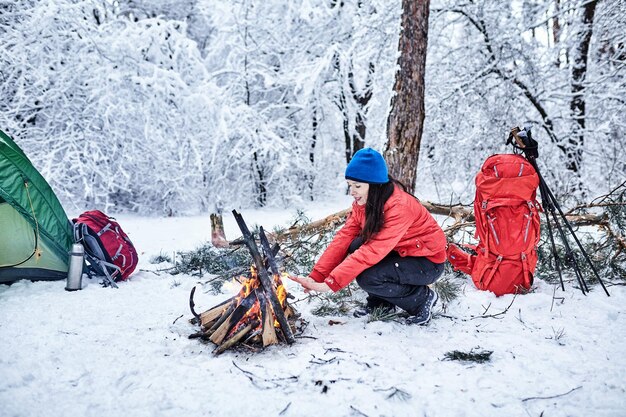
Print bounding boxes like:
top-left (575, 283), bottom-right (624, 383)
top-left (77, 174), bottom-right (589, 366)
top-left (189, 210), bottom-right (300, 355)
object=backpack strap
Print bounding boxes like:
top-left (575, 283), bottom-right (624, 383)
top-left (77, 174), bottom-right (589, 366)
top-left (74, 222), bottom-right (119, 288)
top-left (110, 243), bottom-right (126, 267)
top-left (481, 255), bottom-right (503, 289)
top-left (97, 223), bottom-right (113, 237)
top-left (521, 252), bottom-right (532, 288)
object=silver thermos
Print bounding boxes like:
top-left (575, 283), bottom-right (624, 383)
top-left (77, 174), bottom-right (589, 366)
top-left (66, 243), bottom-right (84, 291)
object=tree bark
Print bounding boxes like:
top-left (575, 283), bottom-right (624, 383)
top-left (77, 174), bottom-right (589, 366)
top-left (552, 0), bottom-right (561, 64)
top-left (568, 0), bottom-right (597, 173)
top-left (384, 0), bottom-right (430, 194)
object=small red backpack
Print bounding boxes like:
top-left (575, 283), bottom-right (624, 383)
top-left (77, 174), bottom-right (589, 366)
top-left (448, 154), bottom-right (541, 296)
top-left (73, 210), bottom-right (138, 285)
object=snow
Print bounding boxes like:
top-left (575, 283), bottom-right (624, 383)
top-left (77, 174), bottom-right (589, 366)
top-left (1, 202), bottom-right (625, 417)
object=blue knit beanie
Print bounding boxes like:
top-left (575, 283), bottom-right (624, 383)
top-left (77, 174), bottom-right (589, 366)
top-left (345, 148), bottom-right (389, 184)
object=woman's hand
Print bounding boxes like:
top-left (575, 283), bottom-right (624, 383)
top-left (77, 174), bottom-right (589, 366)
top-left (288, 275), bottom-right (331, 293)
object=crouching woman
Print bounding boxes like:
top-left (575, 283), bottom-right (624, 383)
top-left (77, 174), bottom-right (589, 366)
top-left (289, 148), bottom-right (447, 325)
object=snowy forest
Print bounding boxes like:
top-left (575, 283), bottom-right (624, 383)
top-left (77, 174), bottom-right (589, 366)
top-left (1, 0), bottom-right (624, 215)
top-left (2, 2), bottom-right (626, 416)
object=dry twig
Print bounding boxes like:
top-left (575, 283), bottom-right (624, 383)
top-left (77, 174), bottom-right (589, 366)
top-left (521, 386), bottom-right (582, 402)
top-left (470, 293), bottom-right (518, 320)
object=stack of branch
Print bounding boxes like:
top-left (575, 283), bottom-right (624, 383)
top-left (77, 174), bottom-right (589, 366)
top-left (191, 211), bottom-right (297, 355)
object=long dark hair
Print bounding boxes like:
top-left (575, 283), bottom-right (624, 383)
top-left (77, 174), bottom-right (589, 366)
top-left (361, 176), bottom-right (407, 242)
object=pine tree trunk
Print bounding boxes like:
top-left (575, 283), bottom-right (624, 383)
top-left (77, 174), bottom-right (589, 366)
top-left (384, 0), bottom-right (430, 194)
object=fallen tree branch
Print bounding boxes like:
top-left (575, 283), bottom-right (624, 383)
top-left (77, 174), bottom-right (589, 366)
top-left (421, 201), bottom-right (474, 222)
top-left (600, 223), bottom-right (626, 261)
top-left (261, 202), bottom-right (609, 242)
top-left (589, 179), bottom-right (626, 205)
top-left (274, 208), bottom-right (351, 242)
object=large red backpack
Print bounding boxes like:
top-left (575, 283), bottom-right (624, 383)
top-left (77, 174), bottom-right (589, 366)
top-left (73, 210), bottom-right (138, 286)
top-left (448, 154), bottom-right (541, 296)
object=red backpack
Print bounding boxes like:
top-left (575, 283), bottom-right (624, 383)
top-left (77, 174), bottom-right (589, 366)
top-left (73, 210), bottom-right (138, 286)
top-left (447, 154), bottom-right (541, 296)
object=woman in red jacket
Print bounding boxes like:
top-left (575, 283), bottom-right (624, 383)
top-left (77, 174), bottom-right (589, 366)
top-left (290, 148), bottom-right (447, 325)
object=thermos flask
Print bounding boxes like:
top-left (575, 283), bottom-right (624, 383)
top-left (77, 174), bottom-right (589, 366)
top-left (65, 243), bottom-right (84, 291)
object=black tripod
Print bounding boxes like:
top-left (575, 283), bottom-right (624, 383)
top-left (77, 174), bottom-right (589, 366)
top-left (507, 127), bottom-right (610, 296)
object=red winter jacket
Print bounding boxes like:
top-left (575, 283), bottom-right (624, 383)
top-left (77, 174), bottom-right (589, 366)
top-left (309, 186), bottom-right (447, 292)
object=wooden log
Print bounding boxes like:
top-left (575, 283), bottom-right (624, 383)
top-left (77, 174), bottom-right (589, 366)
top-left (259, 226), bottom-right (281, 277)
top-left (232, 210), bottom-right (296, 344)
top-left (284, 302), bottom-right (294, 319)
top-left (205, 302), bottom-right (236, 336)
top-left (264, 243), bottom-right (280, 270)
top-left (200, 298), bottom-right (234, 328)
top-left (244, 332), bottom-right (262, 346)
top-left (213, 320), bottom-right (259, 355)
top-left (274, 208), bottom-right (351, 242)
top-left (210, 212), bottom-right (229, 248)
top-left (271, 203), bottom-right (473, 242)
top-left (260, 227), bottom-right (298, 329)
top-left (209, 292), bottom-right (257, 345)
top-left (259, 290), bottom-right (278, 347)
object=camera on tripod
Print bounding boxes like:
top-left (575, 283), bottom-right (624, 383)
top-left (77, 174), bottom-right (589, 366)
top-left (507, 126), bottom-right (539, 160)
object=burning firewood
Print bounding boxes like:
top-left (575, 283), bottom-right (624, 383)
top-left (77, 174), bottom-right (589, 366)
top-left (189, 211), bottom-right (301, 355)
top-left (259, 290), bottom-right (279, 346)
top-left (214, 320), bottom-right (260, 355)
top-left (209, 291), bottom-right (259, 345)
top-left (233, 211), bottom-right (296, 344)
top-left (199, 297), bottom-right (233, 328)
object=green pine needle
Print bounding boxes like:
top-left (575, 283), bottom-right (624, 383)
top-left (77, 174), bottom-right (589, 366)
top-left (443, 349), bottom-right (493, 363)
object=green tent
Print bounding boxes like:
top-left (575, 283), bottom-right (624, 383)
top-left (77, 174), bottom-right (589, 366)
top-left (0, 129), bottom-right (73, 283)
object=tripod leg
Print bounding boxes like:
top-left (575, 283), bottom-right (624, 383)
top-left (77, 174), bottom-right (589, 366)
top-left (528, 156), bottom-right (609, 296)
top-left (542, 210), bottom-right (565, 291)
top-left (545, 185), bottom-right (611, 296)
top-left (536, 175), bottom-right (566, 291)
top-left (547, 207), bottom-right (588, 294)
top-left (532, 162), bottom-right (589, 295)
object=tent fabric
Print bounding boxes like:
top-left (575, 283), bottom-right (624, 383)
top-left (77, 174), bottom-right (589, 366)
top-left (0, 129), bottom-right (73, 283)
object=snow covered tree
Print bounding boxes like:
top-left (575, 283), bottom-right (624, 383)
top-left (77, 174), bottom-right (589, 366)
top-left (424, 0), bottom-right (625, 203)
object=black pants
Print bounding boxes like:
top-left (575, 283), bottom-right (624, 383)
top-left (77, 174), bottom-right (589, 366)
top-left (349, 237), bottom-right (444, 315)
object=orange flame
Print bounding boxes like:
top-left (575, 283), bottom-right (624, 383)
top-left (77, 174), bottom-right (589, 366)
top-left (226, 265), bottom-right (290, 338)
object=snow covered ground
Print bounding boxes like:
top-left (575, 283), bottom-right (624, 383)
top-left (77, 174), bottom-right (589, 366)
top-left (1, 202), bottom-right (625, 417)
